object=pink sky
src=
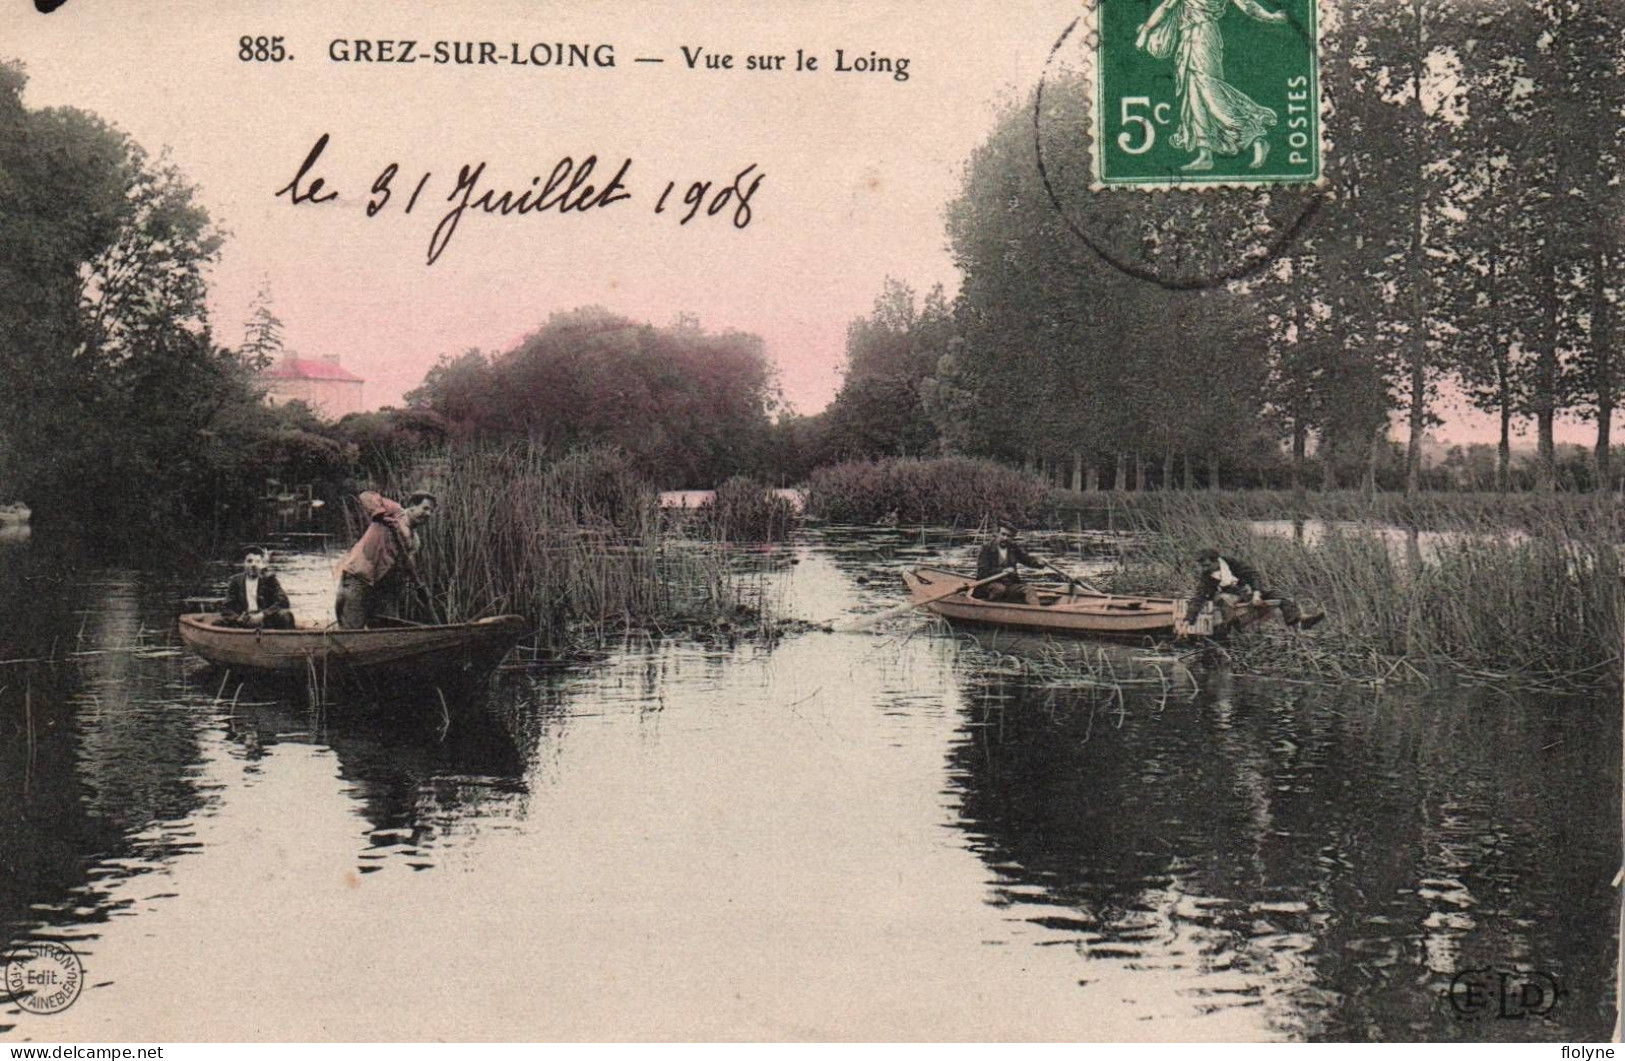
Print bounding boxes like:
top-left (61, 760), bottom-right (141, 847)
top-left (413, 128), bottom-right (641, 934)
top-left (5, 1), bottom-right (1611, 444)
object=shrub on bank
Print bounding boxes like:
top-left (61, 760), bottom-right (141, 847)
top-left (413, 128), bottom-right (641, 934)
top-left (804, 457), bottom-right (1051, 527)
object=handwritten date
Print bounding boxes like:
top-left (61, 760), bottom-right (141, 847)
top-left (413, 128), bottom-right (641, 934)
top-left (275, 133), bottom-right (764, 265)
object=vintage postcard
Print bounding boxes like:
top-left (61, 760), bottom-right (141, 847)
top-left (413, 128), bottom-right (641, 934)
top-left (0, 0), bottom-right (1619, 1046)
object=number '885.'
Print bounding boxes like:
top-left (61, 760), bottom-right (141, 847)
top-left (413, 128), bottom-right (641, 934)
top-left (239, 36), bottom-right (289, 62)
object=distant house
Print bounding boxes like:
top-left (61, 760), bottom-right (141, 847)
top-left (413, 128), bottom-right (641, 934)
top-left (262, 352), bottom-right (365, 420)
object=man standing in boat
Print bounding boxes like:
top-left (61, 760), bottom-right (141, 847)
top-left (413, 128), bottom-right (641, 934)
top-left (973, 520), bottom-right (1045, 604)
top-left (1185, 547), bottom-right (1321, 629)
top-left (335, 490), bottom-right (437, 629)
top-left (221, 546), bottom-right (295, 629)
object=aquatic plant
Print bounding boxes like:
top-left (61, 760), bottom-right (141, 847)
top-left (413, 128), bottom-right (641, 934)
top-left (1103, 496), bottom-right (1621, 687)
top-left (364, 443), bottom-right (743, 647)
top-left (804, 457), bottom-right (1051, 527)
top-left (688, 476), bottom-right (799, 542)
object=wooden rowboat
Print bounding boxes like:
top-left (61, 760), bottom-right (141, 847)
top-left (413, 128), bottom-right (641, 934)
top-left (902, 566), bottom-right (1188, 638)
top-left (177, 613), bottom-right (530, 680)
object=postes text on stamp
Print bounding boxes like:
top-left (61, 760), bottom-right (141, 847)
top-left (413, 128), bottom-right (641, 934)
top-left (5, 941), bottom-right (84, 1016)
top-left (1092, 0), bottom-right (1320, 188)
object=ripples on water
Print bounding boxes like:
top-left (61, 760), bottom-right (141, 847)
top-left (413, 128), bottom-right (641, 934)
top-left (0, 529), bottom-right (1615, 1040)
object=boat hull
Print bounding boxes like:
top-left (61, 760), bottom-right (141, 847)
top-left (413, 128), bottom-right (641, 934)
top-left (902, 566), bottom-right (1184, 638)
top-left (178, 613), bottom-right (530, 680)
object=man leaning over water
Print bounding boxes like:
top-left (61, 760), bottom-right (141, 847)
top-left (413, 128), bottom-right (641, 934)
top-left (335, 490), bottom-right (436, 629)
top-left (1186, 547), bottom-right (1322, 630)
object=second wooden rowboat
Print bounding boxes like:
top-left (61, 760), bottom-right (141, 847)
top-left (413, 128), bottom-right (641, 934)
top-left (901, 566), bottom-right (1186, 638)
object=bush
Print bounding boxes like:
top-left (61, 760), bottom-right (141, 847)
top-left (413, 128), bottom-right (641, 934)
top-left (804, 457), bottom-right (1050, 526)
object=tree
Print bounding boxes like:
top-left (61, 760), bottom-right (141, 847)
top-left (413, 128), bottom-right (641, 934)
top-left (240, 275), bottom-right (285, 371)
top-left (407, 308), bottom-right (781, 487)
top-left (822, 280), bottom-right (956, 459)
top-left (0, 61), bottom-right (260, 539)
top-left (946, 78), bottom-right (1282, 490)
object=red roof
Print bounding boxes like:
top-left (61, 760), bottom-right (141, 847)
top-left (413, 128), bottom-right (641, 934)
top-left (264, 358), bottom-right (365, 383)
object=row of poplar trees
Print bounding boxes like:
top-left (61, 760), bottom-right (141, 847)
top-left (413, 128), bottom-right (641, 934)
top-left (821, 0), bottom-right (1621, 494)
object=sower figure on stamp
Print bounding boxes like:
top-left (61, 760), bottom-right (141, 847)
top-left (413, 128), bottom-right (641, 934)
top-left (1135, 0), bottom-right (1287, 171)
top-left (221, 547), bottom-right (296, 629)
top-left (1185, 547), bottom-right (1322, 630)
top-left (335, 491), bottom-right (436, 629)
top-left (972, 520), bottom-right (1045, 605)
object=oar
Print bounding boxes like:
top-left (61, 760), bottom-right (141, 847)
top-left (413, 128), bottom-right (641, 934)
top-left (836, 571), bottom-right (1011, 633)
top-left (1043, 559), bottom-right (1107, 597)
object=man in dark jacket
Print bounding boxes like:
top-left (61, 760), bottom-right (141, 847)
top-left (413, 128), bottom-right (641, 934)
top-left (221, 547), bottom-right (295, 629)
top-left (1186, 548), bottom-right (1320, 629)
top-left (973, 521), bottom-right (1044, 604)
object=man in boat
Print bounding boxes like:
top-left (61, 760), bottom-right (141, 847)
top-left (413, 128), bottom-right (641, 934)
top-left (1186, 548), bottom-right (1322, 629)
top-left (972, 521), bottom-right (1045, 604)
top-left (220, 546), bottom-right (295, 629)
top-left (335, 490), bottom-right (437, 629)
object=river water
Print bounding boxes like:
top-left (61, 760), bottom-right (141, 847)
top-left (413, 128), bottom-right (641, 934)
top-left (0, 528), bottom-right (1617, 1041)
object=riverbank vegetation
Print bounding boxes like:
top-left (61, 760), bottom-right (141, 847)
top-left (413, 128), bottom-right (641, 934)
top-left (1102, 499), bottom-right (1620, 688)
top-left (364, 445), bottom-right (767, 648)
top-left (803, 457), bottom-right (1050, 526)
top-left (795, 2), bottom-right (1622, 498)
top-left (688, 477), bottom-right (799, 542)
top-left (405, 308), bottom-right (783, 488)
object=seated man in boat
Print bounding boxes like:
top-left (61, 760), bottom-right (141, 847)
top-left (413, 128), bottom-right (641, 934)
top-left (220, 547), bottom-right (295, 629)
top-left (1186, 548), bottom-right (1322, 629)
top-left (335, 490), bottom-right (437, 629)
top-left (972, 521), bottom-right (1045, 604)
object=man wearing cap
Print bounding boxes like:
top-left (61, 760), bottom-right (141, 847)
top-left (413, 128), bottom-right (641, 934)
top-left (335, 490), bottom-right (437, 629)
top-left (972, 521), bottom-right (1045, 604)
top-left (1186, 548), bottom-right (1321, 629)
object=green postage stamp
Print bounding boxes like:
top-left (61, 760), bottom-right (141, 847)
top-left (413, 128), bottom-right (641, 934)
top-left (1091, 0), bottom-right (1321, 188)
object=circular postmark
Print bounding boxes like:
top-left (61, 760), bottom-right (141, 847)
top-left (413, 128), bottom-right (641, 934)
top-left (5, 941), bottom-right (84, 1015)
top-left (1033, 6), bottom-right (1327, 289)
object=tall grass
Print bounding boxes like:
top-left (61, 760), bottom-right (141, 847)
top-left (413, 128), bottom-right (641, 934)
top-left (1108, 494), bottom-right (1621, 685)
top-left (369, 444), bottom-right (740, 646)
top-left (689, 477), bottom-right (799, 542)
top-left (804, 457), bottom-right (1051, 526)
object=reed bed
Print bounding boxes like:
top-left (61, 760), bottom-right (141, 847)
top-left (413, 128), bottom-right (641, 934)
top-left (689, 477), bottom-right (799, 542)
top-left (804, 457), bottom-right (1051, 526)
top-left (370, 444), bottom-right (743, 647)
top-left (1106, 497), bottom-right (1621, 688)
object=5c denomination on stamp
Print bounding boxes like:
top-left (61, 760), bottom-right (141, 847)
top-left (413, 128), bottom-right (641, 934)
top-left (1092, 0), bottom-right (1321, 188)
top-left (5, 940), bottom-right (84, 1015)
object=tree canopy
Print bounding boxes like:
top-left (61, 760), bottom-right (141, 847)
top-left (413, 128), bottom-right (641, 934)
top-left (406, 307), bottom-right (781, 487)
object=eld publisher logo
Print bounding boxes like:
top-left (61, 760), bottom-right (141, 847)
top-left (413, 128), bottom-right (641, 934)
top-left (1447, 966), bottom-right (1563, 1020)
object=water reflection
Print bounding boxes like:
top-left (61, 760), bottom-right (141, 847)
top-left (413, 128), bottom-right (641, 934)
top-left (947, 644), bottom-right (1619, 1040)
top-left (220, 686), bottom-right (533, 874)
top-left (0, 530), bottom-right (1616, 1040)
top-left (1251, 518), bottom-right (1526, 564)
